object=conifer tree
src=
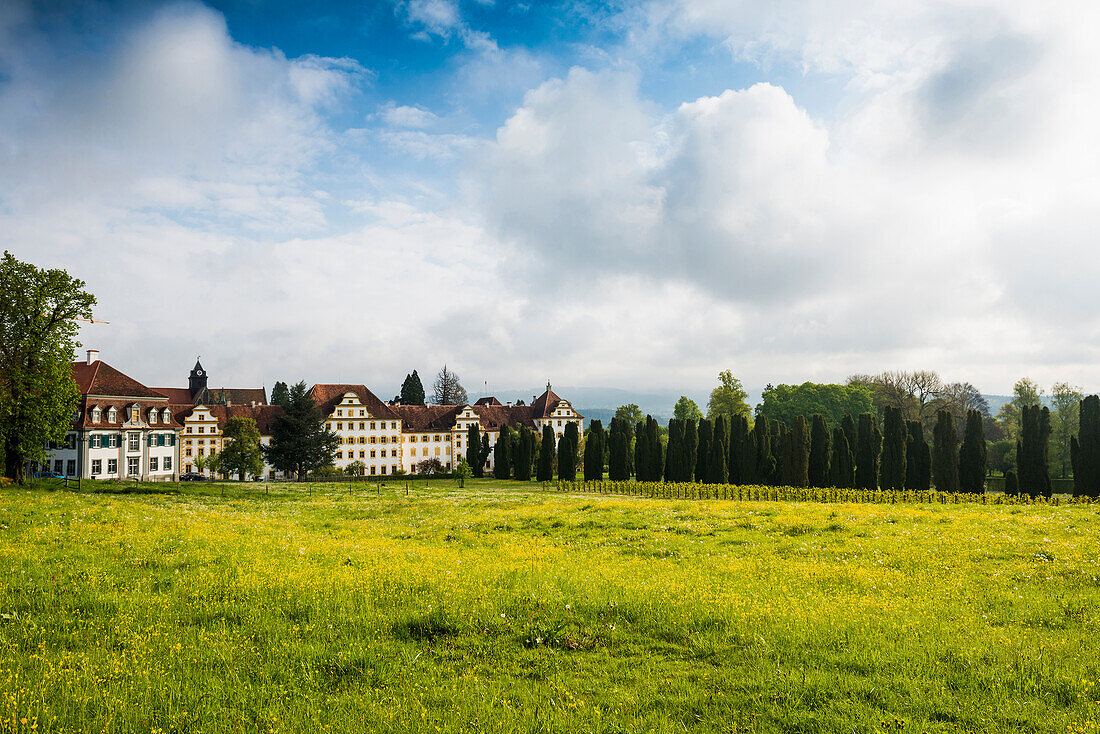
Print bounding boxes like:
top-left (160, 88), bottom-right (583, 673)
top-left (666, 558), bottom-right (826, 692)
top-left (754, 415), bottom-right (775, 485)
top-left (561, 422), bottom-right (579, 481)
top-left (695, 419), bottom-right (712, 482)
top-left (879, 406), bottom-right (907, 491)
top-left (467, 424), bottom-right (490, 478)
top-left (1004, 468), bottom-right (1019, 495)
top-left (664, 419), bottom-right (682, 482)
top-left (584, 420), bottom-right (605, 481)
top-left (537, 425), bottom-right (555, 482)
top-left (513, 426), bottom-right (536, 481)
top-left (683, 419), bottom-right (698, 484)
top-left (841, 414), bottom-right (858, 480)
top-left (958, 409), bottom-right (987, 493)
top-left (707, 415), bottom-right (730, 484)
top-left (788, 415), bottom-right (810, 487)
top-left (608, 419), bottom-right (629, 480)
top-left (739, 419), bottom-right (758, 485)
top-left (904, 421), bottom-right (931, 491)
top-left (1072, 395), bottom-right (1100, 498)
top-left (854, 413), bottom-right (881, 490)
top-left (828, 426), bottom-right (854, 488)
top-left (808, 414), bottom-right (831, 488)
top-left (645, 416), bottom-right (663, 482)
top-left (634, 421), bottom-right (648, 481)
top-left (494, 425), bottom-right (514, 479)
top-left (729, 415), bottom-right (747, 484)
top-left (1018, 404), bottom-right (1052, 496)
top-left (769, 421), bottom-right (786, 485)
top-left (931, 409), bottom-right (960, 493)
top-left (399, 371), bottom-right (426, 405)
top-left (270, 381), bottom-right (290, 407)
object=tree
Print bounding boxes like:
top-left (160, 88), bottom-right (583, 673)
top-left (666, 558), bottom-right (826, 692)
top-left (219, 417), bottom-right (265, 481)
top-left (1017, 404), bottom-right (1052, 497)
top-left (400, 371), bottom-right (426, 406)
top-left (584, 420), bottom-right (605, 481)
top-left (828, 427), bottom-right (854, 488)
top-left (431, 365), bottom-right (467, 405)
top-left (841, 414), bottom-right (858, 474)
top-left (854, 413), bottom-right (881, 490)
top-left (270, 381), bottom-right (290, 408)
top-left (664, 419), bottom-right (682, 482)
top-left (1050, 382), bottom-right (1082, 479)
top-left (848, 370), bottom-right (943, 427)
top-left (754, 416), bottom-right (775, 486)
top-left (707, 370), bottom-right (751, 420)
top-left (493, 425), bottom-right (515, 479)
top-left (558, 422), bottom-right (578, 481)
top-left (695, 419), bottom-right (712, 483)
top-left (1072, 395), bottom-right (1100, 498)
top-left (467, 424), bottom-right (490, 478)
top-left (784, 415), bottom-right (810, 488)
top-left (758, 383), bottom-right (875, 430)
top-left (263, 382), bottom-right (341, 481)
top-left (614, 404), bottom-right (643, 426)
top-left (808, 414), bottom-right (831, 488)
top-left (673, 396), bottom-right (704, 422)
top-left (998, 377), bottom-right (1045, 441)
top-left (879, 406), bottom-right (906, 491)
top-left (0, 252), bottom-right (96, 483)
top-left (514, 426), bottom-right (536, 481)
top-left (1004, 469), bottom-right (1019, 496)
top-left (904, 421), bottom-right (931, 491)
top-left (346, 460), bottom-right (366, 476)
top-left (634, 421), bottom-right (648, 481)
top-left (608, 418), bottom-right (630, 480)
top-left (455, 457), bottom-right (472, 488)
top-left (644, 417), bottom-right (663, 482)
top-left (931, 409), bottom-right (959, 493)
top-left (416, 458), bottom-right (444, 475)
top-left (988, 439), bottom-right (1015, 477)
top-left (537, 425), bottom-right (555, 482)
top-left (729, 415), bottom-right (750, 485)
top-left (957, 409), bottom-right (987, 493)
top-left (706, 415), bottom-right (729, 484)
top-left (683, 419), bottom-right (698, 484)
top-left (933, 381), bottom-right (991, 434)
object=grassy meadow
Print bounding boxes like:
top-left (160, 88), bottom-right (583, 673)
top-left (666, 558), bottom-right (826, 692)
top-left (2, 478), bottom-right (1099, 733)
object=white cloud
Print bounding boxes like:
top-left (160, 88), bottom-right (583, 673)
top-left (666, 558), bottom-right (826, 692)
top-left (378, 102), bottom-right (439, 128)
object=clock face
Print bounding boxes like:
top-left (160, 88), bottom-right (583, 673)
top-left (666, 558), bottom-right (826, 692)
top-left (196, 370), bottom-right (203, 376)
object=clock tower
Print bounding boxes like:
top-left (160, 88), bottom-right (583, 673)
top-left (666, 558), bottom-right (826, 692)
top-left (188, 358), bottom-right (208, 399)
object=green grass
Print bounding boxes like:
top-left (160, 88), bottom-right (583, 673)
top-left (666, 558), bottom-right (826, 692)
top-left (2, 478), bottom-right (1099, 733)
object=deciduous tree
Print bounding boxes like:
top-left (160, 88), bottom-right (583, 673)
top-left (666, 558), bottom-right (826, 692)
top-left (706, 370), bottom-right (750, 421)
top-left (673, 396), bottom-right (704, 422)
top-left (220, 417), bottom-right (264, 481)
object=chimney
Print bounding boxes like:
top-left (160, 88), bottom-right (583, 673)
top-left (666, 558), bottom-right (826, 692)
top-left (506, 401), bottom-right (512, 406)
top-left (86, 349), bottom-right (99, 365)
top-left (251, 401), bottom-right (256, 408)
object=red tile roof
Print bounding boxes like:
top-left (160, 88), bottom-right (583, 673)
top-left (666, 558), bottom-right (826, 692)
top-left (178, 404), bottom-right (285, 435)
top-left (391, 404), bottom-right (462, 431)
top-left (529, 388), bottom-right (564, 418)
top-left (72, 360), bottom-right (168, 400)
top-left (309, 384), bottom-right (398, 421)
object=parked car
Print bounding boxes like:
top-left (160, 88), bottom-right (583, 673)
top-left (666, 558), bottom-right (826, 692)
top-left (179, 472), bottom-right (206, 482)
top-left (33, 470), bottom-right (65, 479)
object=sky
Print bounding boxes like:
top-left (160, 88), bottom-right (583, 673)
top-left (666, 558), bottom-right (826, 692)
top-left (3, 0), bottom-right (1100, 401)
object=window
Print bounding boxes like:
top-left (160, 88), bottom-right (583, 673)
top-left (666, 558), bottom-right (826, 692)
top-left (370, 422), bottom-right (376, 430)
top-left (198, 439), bottom-right (205, 445)
top-left (149, 410), bottom-right (157, 424)
top-left (108, 459), bottom-right (117, 474)
top-left (369, 466), bottom-right (376, 475)
top-left (198, 426), bottom-right (205, 434)
top-left (186, 448), bottom-right (192, 457)
top-left (359, 450), bottom-right (365, 459)
top-left (66, 460), bottom-right (76, 476)
top-left (410, 436), bottom-right (417, 443)
top-left (108, 408), bottom-right (117, 422)
top-left (359, 422), bottom-right (365, 430)
top-left (128, 433), bottom-right (139, 452)
top-left (359, 436), bottom-right (366, 444)
top-left (421, 447), bottom-right (428, 456)
top-left (557, 420), bottom-right (562, 427)
top-left (198, 448), bottom-right (205, 456)
top-left (435, 448), bottom-right (441, 456)
top-left (336, 451), bottom-right (343, 459)
top-left (359, 410), bottom-right (365, 417)
top-left (128, 457), bottom-right (139, 476)
top-left (91, 435), bottom-right (101, 449)
top-left (337, 410), bottom-right (343, 417)
top-left (164, 457), bottom-right (172, 471)
top-left (130, 404), bottom-right (140, 421)
top-left (109, 434), bottom-right (120, 448)
top-left (91, 459), bottom-right (101, 475)
top-left (434, 435), bottom-right (441, 442)
top-left (186, 426), bottom-right (193, 434)
top-left (337, 422), bottom-right (343, 431)
top-left (163, 409), bottom-right (171, 423)
top-left (381, 465), bottom-right (387, 475)
top-left (369, 436), bottom-right (377, 444)
top-left (370, 450), bottom-right (376, 458)
top-left (392, 422), bottom-right (397, 429)
top-left (92, 407), bottom-right (101, 422)
top-left (149, 457), bottom-right (159, 471)
top-left (391, 449), bottom-right (398, 458)
top-left (380, 436), bottom-right (387, 444)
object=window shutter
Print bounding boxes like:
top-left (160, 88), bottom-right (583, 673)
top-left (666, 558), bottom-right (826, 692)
top-left (148, 435), bottom-right (153, 447)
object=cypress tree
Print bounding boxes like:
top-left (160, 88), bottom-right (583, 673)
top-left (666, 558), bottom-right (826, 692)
top-left (855, 413), bottom-right (881, 490)
top-left (1018, 404), bottom-right (1052, 497)
top-left (729, 415), bottom-right (747, 484)
top-left (1073, 395), bottom-right (1100, 497)
top-left (769, 421), bottom-right (786, 485)
top-left (494, 425), bottom-right (514, 479)
top-left (584, 420), bottom-right (605, 481)
top-left (789, 415), bottom-right (810, 487)
top-left (958, 409), bottom-right (987, 493)
top-left (537, 425), bottom-right (555, 482)
top-left (646, 416), bottom-right (663, 482)
top-left (664, 419), bottom-right (679, 482)
top-left (695, 419), bottom-right (712, 482)
top-left (931, 409), bottom-right (960, 493)
top-left (1004, 469), bottom-right (1019, 495)
top-left (808, 414), bottom-right (831, 488)
top-left (557, 436), bottom-right (575, 481)
top-left (739, 419), bottom-right (758, 485)
top-left (608, 419), bottom-right (629, 480)
top-left (879, 406), bottom-right (907, 491)
top-left (514, 426), bottom-right (535, 481)
top-left (707, 415), bottom-right (730, 484)
top-left (904, 421), bottom-right (931, 491)
top-left (828, 426), bottom-right (854, 488)
top-left (754, 415), bottom-right (774, 485)
top-left (683, 419), bottom-right (698, 484)
top-left (467, 424), bottom-right (491, 478)
top-left (634, 421), bottom-right (648, 481)
top-left (841, 414), bottom-right (858, 477)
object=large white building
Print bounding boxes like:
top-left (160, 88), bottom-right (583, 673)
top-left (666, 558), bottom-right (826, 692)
top-left (314, 381), bottom-right (584, 476)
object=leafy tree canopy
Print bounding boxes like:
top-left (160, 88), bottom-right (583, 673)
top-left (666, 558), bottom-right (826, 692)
top-left (219, 417), bottom-right (265, 481)
top-left (673, 396), bottom-right (704, 422)
top-left (614, 404), bottom-right (643, 426)
top-left (757, 382), bottom-right (873, 428)
top-left (706, 370), bottom-right (750, 420)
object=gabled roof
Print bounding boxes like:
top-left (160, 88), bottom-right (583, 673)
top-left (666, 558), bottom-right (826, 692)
top-left (474, 397), bottom-right (502, 406)
top-left (309, 384), bottom-right (398, 421)
top-left (72, 360), bottom-right (168, 400)
top-left (177, 404), bottom-right (285, 435)
top-left (153, 386), bottom-right (268, 406)
top-left (529, 388), bottom-right (564, 418)
top-left (470, 404), bottom-right (540, 431)
top-left (391, 404), bottom-right (462, 431)
top-left (156, 387), bottom-right (195, 403)
top-left (76, 396), bottom-right (183, 430)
